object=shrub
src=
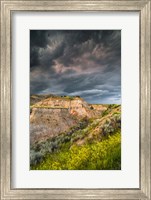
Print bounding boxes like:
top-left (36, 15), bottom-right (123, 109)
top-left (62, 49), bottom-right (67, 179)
top-left (90, 106), bottom-right (94, 110)
top-left (30, 150), bottom-right (44, 166)
top-left (100, 113), bottom-right (121, 137)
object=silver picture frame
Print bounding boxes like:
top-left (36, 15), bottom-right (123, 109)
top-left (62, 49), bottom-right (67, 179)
top-left (0, 0), bottom-right (150, 199)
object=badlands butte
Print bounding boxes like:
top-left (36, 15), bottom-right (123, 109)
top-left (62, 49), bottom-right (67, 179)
top-left (30, 94), bottom-right (121, 170)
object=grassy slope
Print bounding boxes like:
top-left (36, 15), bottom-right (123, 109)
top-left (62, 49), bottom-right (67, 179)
top-left (31, 105), bottom-right (121, 170)
top-left (32, 132), bottom-right (120, 170)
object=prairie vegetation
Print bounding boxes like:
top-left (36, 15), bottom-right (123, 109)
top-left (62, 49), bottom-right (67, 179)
top-left (32, 132), bottom-right (120, 170)
top-left (30, 101), bottom-right (121, 170)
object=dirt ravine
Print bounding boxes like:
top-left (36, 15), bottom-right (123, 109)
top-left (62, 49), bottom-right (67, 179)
top-left (30, 96), bottom-right (107, 145)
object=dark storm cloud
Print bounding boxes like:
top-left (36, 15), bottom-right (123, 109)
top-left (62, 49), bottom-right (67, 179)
top-left (30, 30), bottom-right (121, 104)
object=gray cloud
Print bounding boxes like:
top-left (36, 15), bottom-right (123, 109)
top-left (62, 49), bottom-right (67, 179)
top-left (30, 30), bottom-right (121, 104)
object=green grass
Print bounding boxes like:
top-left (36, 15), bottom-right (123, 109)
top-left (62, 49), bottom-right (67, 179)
top-left (31, 132), bottom-right (121, 170)
top-left (101, 104), bottom-right (120, 117)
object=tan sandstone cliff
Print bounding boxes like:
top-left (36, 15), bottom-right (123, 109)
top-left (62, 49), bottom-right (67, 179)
top-left (30, 96), bottom-right (107, 145)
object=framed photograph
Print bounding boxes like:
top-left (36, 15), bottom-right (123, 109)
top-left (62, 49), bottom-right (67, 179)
top-left (0, 0), bottom-right (150, 199)
top-left (29, 29), bottom-right (122, 171)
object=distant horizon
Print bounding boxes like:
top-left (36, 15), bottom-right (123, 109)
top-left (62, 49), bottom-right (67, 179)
top-left (30, 30), bottom-right (121, 104)
top-left (30, 93), bottom-right (121, 105)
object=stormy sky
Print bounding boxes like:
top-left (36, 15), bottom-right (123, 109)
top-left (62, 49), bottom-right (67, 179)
top-left (30, 30), bottom-right (121, 104)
